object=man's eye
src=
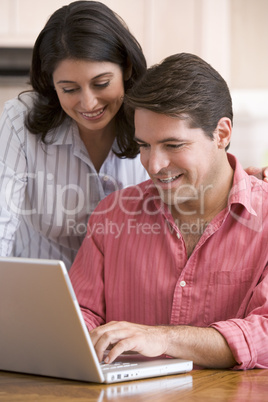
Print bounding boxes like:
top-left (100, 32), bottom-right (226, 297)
top-left (136, 143), bottom-right (149, 148)
top-left (167, 144), bottom-right (183, 148)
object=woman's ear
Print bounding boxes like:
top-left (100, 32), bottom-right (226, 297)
top-left (215, 117), bottom-right (232, 149)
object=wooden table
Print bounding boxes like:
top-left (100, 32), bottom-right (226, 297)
top-left (0, 369), bottom-right (267, 401)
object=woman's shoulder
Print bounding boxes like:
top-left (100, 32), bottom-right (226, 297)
top-left (2, 92), bottom-right (71, 144)
top-left (3, 92), bottom-right (35, 117)
top-left (0, 93), bottom-right (38, 138)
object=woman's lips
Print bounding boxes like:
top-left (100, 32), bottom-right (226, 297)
top-left (80, 107), bottom-right (106, 120)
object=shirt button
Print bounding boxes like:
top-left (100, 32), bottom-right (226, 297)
top-left (176, 232), bottom-right (181, 239)
top-left (180, 280), bottom-right (186, 287)
top-left (103, 175), bottom-right (109, 182)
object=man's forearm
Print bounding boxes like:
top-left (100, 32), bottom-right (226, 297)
top-left (164, 325), bottom-right (237, 368)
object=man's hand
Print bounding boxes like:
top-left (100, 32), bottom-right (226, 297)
top-left (90, 320), bottom-right (237, 369)
top-left (245, 166), bottom-right (268, 182)
top-left (90, 321), bottom-right (169, 364)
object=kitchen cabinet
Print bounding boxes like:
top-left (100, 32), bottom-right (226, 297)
top-left (0, 0), bottom-right (67, 47)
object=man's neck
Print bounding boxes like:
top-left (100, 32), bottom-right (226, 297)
top-left (170, 162), bottom-right (234, 258)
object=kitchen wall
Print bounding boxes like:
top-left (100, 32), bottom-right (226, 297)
top-left (0, 0), bottom-right (267, 167)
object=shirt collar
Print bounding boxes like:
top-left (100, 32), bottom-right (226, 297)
top-left (49, 118), bottom-right (120, 152)
top-left (227, 153), bottom-right (257, 216)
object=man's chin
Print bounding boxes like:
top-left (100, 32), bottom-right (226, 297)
top-left (158, 193), bottom-right (189, 207)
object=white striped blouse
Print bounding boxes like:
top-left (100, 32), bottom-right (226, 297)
top-left (0, 93), bottom-right (148, 270)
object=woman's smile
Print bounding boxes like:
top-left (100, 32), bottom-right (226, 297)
top-left (80, 106), bottom-right (106, 120)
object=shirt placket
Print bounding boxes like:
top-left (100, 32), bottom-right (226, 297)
top-left (168, 225), bottom-right (196, 326)
top-left (168, 210), bottom-right (229, 326)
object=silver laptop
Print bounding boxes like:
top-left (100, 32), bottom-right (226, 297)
top-left (0, 257), bottom-right (193, 383)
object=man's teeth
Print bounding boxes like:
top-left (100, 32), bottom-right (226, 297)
top-left (82, 109), bottom-right (104, 118)
top-left (159, 175), bottom-right (181, 183)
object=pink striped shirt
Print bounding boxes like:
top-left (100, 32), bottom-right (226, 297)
top-left (69, 154), bottom-right (268, 370)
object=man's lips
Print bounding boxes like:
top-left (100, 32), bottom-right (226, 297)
top-left (150, 174), bottom-right (184, 190)
top-left (157, 174), bottom-right (182, 184)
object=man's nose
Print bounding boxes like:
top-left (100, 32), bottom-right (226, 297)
top-left (146, 149), bottom-right (170, 175)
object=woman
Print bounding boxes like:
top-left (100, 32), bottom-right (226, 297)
top-left (0, 1), bottom-right (266, 271)
top-left (0, 1), bottom-right (148, 270)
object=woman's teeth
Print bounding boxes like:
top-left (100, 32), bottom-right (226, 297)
top-left (159, 174), bottom-right (181, 183)
top-left (82, 108), bottom-right (104, 118)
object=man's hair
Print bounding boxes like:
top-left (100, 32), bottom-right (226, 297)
top-left (125, 52), bottom-right (233, 155)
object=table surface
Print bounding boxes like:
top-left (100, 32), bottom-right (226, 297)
top-left (0, 368), bottom-right (267, 401)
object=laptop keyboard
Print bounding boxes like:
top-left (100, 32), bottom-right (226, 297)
top-left (101, 362), bottom-right (138, 371)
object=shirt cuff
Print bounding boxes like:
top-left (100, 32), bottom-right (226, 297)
top-left (210, 319), bottom-right (256, 370)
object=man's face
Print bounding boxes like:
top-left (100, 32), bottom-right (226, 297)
top-left (134, 109), bottom-right (224, 215)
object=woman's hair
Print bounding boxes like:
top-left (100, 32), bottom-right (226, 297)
top-left (23, 0), bottom-right (146, 156)
top-left (125, 52), bottom-right (233, 157)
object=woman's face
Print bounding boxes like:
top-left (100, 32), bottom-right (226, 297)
top-left (53, 59), bottom-right (126, 135)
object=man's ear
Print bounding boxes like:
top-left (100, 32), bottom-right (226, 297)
top-left (215, 117), bottom-right (232, 149)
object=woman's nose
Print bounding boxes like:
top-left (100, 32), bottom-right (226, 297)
top-left (80, 89), bottom-right (98, 110)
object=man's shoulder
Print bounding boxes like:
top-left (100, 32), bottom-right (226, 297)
top-left (248, 174), bottom-right (268, 199)
top-left (230, 154), bottom-right (268, 210)
top-left (250, 176), bottom-right (268, 212)
top-left (236, 175), bottom-right (268, 231)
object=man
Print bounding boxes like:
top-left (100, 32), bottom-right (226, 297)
top-left (69, 53), bottom-right (268, 370)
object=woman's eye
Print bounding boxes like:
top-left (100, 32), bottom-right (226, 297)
top-left (62, 88), bottom-right (77, 94)
top-left (94, 81), bottom-right (110, 88)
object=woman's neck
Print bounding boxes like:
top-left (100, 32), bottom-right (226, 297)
top-left (78, 122), bottom-right (116, 172)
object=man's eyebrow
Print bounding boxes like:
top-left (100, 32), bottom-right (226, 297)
top-left (134, 137), bottom-right (146, 143)
top-left (134, 136), bottom-right (185, 144)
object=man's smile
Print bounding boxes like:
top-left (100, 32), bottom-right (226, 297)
top-left (158, 174), bottom-right (182, 183)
